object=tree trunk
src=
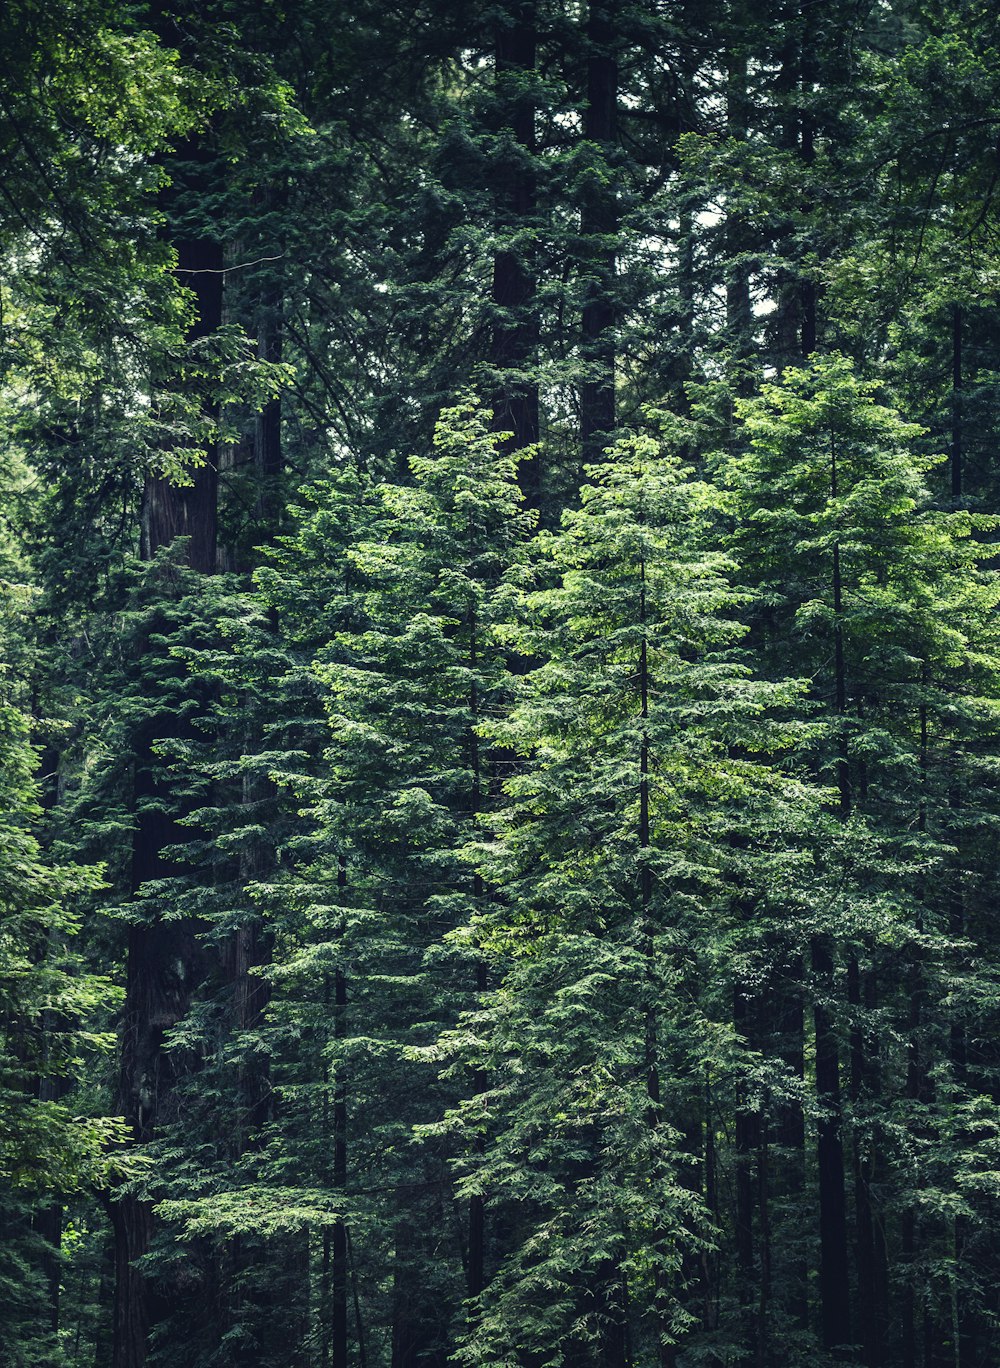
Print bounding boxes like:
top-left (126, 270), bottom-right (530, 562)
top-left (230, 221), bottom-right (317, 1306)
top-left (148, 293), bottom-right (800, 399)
top-left (813, 448), bottom-right (851, 1357)
top-left (951, 303), bottom-right (962, 498)
top-left (850, 959), bottom-right (885, 1366)
top-left (331, 851), bottom-right (349, 1367)
top-left (799, 7), bottom-right (818, 357)
top-left (580, 0), bottom-right (618, 466)
top-left (726, 7), bottom-right (753, 380)
top-left (813, 937), bottom-right (850, 1355)
top-left (733, 986), bottom-right (759, 1366)
top-left (112, 190), bottom-right (223, 1368)
top-left (331, 962), bottom-right (349, 1366)
top-left (109, 1196), bottom-right (154, 1368)
top-left (491, 1), bottom-right (540, 507)
top-left (773, 970), bottom-right (808, 1333)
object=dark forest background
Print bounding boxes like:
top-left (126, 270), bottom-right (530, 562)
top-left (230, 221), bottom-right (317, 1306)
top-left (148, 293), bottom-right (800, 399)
top-left (4, 1), bottom-right (1000, 1365)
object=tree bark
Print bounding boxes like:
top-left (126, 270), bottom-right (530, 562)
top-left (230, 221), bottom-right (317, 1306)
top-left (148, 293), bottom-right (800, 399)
top-left (813, 937), bottom-right (850, 1355)
top-left (490, 1), bottom-right (540, 507)
top-left (951, 303), bottom-right (962, 500)
top-left (112, 166), bottom-right (223, 1368)
top-left (733, 986), bottom-right (759, 1366)
top-left (580, 0), bottom-right (618, 466)
top-left (726, 6), bottom-right (753, 380)
top-left (849, 959), bottom-right (885, 1366)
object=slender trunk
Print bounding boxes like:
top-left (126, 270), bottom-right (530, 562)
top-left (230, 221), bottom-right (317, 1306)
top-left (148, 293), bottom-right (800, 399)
top-left (868, 966), bottom-right (891, 1364)
top-left (774, 970), bottom-right (808, 1332)
top-left (948, 773), bottom-right (970, 1366)
top-left (491, 1), bottom-right (540, 506)
top-left (580, 0), bottom-right (617, 465)
top-left (229, 770), bottom-right (275, 1151)
top-left (850, 959), bottom-right (882, 1366)
top-left (951, 304), bottom-right (962, 500)
top-left (672, 205), bottom-right (696, 418)
top-left (112, 190), bottom-right (223, 1368)
top-left (756, 1115), bottom-right (771, 1368)
top-left (726, 11), bottom-right (753, 380)
top-left (467, 610), bottom-right (488, 1305)
top-left (639, 549), bottom-right (672, 1368)
top-left (772, 12), bottom-right (800, 368)
top-left (33, 744), bottom-right (66, 1337)
top-left (733, 986), bottom-right (758, 1367)
top-left (322, 860), bottom-right (350, 1368)
top-left (34, 1197), bottom-right (62, 1336)
top-left (348, 1228), bottom-right (369, 1368)
top-left (703, 1073), bottom-right (720, 1333)
top-left (814, 435), bottom-right (850, 1355)
top-left (799, 10), bottom-right (817, 356)
top-left (94, 1229), bottom-right (116, 1367)
top-left (332, 960), bottom-right (349, 1366)
top-left (813, 937), bottom-right (850, 1353)
top-left (256, 270), bottom-right (284, 533)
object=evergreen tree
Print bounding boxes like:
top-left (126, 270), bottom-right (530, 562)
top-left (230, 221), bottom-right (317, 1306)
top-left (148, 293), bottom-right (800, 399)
top-left (451, 432), bottom-right (820, 1366)
top-left (718, 353), bottom-right (1000, 1363)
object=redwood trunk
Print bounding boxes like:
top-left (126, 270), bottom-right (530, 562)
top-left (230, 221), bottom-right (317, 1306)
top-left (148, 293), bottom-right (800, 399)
top-left (580, 0), bottom-right (617, 466)
top-left (111, 212), bottom-right (223, 1368)
top-left (491, 2), bottom-right (540, 506)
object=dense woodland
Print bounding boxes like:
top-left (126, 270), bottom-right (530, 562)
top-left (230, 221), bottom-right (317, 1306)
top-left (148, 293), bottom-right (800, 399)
top-left (5, 0), bottom-right (1000, 1364)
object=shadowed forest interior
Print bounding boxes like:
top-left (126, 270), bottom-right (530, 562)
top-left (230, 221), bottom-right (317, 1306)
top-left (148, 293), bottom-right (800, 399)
top-left (4, 1), bottom-right (1000, 1365)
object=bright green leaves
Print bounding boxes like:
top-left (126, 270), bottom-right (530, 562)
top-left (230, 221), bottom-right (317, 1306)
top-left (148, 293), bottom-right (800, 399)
top-left (0, 698), bottom-right (117, 1197)
top-left (320, 396), bottom-right (531, 829)
top-left (721, 354), bottom-right (1000, 761)
top-left (452, 428), bottom-right (818, 1365)
top-left (486, 433), bottom-right (809, 938)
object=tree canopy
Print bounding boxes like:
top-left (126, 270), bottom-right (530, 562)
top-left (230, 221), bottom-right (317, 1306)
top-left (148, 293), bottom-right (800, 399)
top-left (5, 2), bottom-right (1000, 1366)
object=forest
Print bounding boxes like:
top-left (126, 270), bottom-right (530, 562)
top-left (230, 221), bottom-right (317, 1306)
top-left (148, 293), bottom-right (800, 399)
top-left (3, 0), bottom-right (1000, 1365)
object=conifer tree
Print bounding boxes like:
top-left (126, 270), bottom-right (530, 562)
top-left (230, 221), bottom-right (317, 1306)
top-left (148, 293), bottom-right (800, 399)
top-left (0, 529), bottom-right (117, 1366)
top-left (451, 431), bottom-right (819, 1366)
top-left (718, 354), bottom-right (1000, 1363)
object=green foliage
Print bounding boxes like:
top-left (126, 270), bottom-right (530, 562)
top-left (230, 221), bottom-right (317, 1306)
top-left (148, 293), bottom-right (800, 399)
top-left (9, 1), bottom-right (1000, 1365)
top-left (446, 433), bottom-right (821, 1365)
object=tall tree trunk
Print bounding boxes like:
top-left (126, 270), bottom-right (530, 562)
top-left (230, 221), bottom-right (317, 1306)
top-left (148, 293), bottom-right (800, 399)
top-left (111, 203), bottom-right (223, 1368)
top-left (813, 936), bottom-right (850, 1355)
top-left (579, 0), bottom-right (618, 466)
top-left (813, 443), bottom-right (850, 1356)
top-left (733, 986), bottom-right (759, 1367)
top-left (217, 225), bottom-right (284, 572)
top-left (772, 9), bottom-right (800, 368)
top-left (108, 1196), bottom-right (155, 1368)
top-left (330, 859), bottom-right (349, 1368)
top-left (849, 960), bottom-right (885, 1366)
top-left (951, 303), bottom-right (962, 500)
top-left (773, 970), bottom-right (808, 1334)
top-left (32, 743), bottom-right (66, 1338)
top-left (255, 269), bottom-right (284, 534)
top-left (467, 610), bottom-right (488, 1307)
top-left (799, 7), bottom-right (818, 357)
top-left (491, 1), bottom-right (540, 507)
top-left (638, 549), bottom-right (675, 1367)
top-left (330, 961), bottom-right (349, 1366)
top-left (726, 5), bottom-right (753, 381)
